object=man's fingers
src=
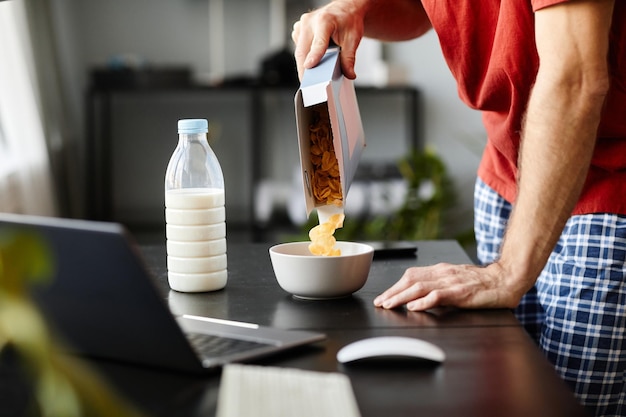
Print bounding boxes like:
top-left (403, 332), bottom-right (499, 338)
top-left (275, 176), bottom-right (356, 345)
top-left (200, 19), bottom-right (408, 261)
top-left (373, 264), bottom-right (477, 311)
top-left (292, 12), bottom-right (332, 78)
top-left (306, 33), bottom-right (332, 68)
top-left (337, 32), bottom-right (361, 79)
top-left (373, 277), bottom-right (410, 307)
top-left (292, 20), bottom-right (311, 79)
top-left (406, 290), bottom-right (446, 311)
top-left (373, 271), bottom-right (431, 309)
top-left (292, 7), bottom-right (361, 80)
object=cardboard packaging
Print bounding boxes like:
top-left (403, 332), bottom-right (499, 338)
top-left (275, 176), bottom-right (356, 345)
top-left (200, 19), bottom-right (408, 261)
top-left (295, 46), bottom-right (366, 223)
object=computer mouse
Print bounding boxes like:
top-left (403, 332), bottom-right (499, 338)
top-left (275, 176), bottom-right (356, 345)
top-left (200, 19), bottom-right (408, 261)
top-left (336, 336), bottom-right (445, 364)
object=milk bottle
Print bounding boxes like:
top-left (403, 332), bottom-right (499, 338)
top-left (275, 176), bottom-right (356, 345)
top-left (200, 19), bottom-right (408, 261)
top-left (165, 119), bottom-right (227, 292)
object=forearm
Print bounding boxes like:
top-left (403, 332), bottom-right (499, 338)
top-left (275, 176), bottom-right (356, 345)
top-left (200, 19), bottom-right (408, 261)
top-left (498, 75), bottom-right (606, 296)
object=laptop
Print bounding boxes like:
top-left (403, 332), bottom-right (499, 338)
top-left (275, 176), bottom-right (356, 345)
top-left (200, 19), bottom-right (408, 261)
top-left (0, 213), bottom-right (326, 373)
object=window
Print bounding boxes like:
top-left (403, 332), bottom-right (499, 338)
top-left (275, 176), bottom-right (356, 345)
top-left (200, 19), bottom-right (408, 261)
top-left (0, 1), bottom-right (56, 215)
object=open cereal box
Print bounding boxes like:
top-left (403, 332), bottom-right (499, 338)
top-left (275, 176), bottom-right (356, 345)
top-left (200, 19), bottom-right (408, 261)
top-left (294, 46), bottom-right (366, 225)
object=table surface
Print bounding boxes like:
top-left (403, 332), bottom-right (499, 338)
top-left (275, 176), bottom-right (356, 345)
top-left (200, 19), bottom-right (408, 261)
top-left (103, 240), bottom-right (586, 417)
top-left (1, 240), bottom-right (589, 417)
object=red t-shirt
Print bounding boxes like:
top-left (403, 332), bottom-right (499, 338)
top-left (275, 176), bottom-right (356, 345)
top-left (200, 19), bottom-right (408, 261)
top-left (420, 0), bottom-right (626, 215)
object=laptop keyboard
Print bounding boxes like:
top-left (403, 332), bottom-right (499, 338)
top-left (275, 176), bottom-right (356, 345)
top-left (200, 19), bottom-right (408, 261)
top-left (186, 332), bottom-right (273, 357)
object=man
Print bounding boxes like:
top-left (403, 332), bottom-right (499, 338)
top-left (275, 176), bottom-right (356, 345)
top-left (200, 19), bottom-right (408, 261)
top-left (292, 1), bottom-right (625, 416)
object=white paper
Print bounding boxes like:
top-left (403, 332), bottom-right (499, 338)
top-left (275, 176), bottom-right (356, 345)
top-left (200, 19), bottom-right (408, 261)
top-left (216, 364), bottom-right (362, 417)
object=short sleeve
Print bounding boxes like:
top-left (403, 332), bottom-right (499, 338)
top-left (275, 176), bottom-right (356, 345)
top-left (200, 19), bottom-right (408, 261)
top-left (531, 0), bottom-right (571, 12)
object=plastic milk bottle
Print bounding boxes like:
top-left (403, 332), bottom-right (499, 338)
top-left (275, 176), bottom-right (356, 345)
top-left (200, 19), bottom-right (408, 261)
top-left (165, 119), bottom-right (227, 292)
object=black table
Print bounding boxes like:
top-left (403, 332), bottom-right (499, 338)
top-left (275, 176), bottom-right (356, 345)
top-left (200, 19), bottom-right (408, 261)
top-left (2, 241), bottom-right (589, 417)
top-left (102, 240), bottom-right (586, 417)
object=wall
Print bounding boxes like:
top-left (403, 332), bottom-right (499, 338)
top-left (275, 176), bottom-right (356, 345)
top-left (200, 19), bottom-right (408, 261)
top-left (50, 0), bottom-right (485, 239)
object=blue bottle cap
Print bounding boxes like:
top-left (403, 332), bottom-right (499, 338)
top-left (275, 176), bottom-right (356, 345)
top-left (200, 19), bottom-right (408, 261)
top-left (178, 119), bottom-right (208, 134)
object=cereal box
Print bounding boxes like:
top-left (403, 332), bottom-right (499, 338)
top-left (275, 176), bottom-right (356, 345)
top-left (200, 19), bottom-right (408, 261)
top-left (295, 46), bottom-right (366, 223)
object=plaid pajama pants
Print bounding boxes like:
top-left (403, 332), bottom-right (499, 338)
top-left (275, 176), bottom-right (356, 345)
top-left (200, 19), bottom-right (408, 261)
top-left (474, 177), bottom-right (626, 417)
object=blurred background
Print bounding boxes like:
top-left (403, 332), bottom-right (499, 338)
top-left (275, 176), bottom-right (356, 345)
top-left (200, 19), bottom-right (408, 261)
top-left (0, 0), bottom-right (486, 250)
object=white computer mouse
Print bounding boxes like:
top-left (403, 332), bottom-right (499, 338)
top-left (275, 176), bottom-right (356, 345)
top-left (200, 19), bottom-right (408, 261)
top-left (336, 336), bottom-right (445, 364)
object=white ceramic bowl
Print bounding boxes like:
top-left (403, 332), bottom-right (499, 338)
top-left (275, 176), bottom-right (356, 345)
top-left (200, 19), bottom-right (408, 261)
top-left (269, 241), bottom-right (374, 299)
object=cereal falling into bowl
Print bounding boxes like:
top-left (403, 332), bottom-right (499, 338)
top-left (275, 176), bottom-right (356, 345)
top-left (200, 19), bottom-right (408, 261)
top-left (308, 213), bottom-right (345, 256)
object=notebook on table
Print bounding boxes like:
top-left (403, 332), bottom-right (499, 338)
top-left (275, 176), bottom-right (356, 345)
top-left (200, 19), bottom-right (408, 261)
top-left (0, 213), bottom-right (325, 373)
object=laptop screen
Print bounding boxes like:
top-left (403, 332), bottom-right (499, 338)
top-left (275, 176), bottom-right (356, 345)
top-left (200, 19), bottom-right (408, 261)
top-left (0, 214), bottom-right (204, 371)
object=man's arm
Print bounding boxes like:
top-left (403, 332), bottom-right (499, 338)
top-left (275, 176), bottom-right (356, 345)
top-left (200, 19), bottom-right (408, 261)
top-left (497, 0), bottom-right (614, 299)
top-left (374, 0), bottom-right (614, 311)
top-left (292, 0), bottom-right (430, 79)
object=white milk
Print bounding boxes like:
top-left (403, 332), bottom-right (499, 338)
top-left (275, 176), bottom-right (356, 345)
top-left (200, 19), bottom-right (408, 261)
top-left (166, 238), bottom-right (226, 258)
top-left (166, 207), bottom-right (225, 225)
top-left (167, 254), bottom-right (227, 274)
top-left (165, 187), bottom-right (227, 292)
top-left (165, 188), bottom-right (225, 209)
top-left (166, 223), bottom-right (226, 241)
top-left (167, 270), bottom-right (228, 293)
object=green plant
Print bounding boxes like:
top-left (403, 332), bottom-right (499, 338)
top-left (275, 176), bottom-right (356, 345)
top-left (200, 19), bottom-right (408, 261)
top-left (0, 228), bottom-right (144, 417)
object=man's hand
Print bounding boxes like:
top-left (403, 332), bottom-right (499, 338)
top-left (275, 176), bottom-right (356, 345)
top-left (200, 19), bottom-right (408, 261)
top-left (373, 262), bottom-right (528, 311)
top-left (291, 1), bottom-right (367, 79)
top-left (291, 0), bottom-right (430, 80)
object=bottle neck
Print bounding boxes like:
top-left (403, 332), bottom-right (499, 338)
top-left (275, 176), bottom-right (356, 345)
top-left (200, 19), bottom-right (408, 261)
top-left (178, 132), bottom-right (208, 146)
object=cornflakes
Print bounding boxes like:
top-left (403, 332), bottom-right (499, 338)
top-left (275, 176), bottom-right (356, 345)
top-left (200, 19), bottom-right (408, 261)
top-left (309, 213), bottom-right (344, 256)
top-left (308, 105), bottom-right (342, 206)
top-left (307, 105), bottom-right (344, 256)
